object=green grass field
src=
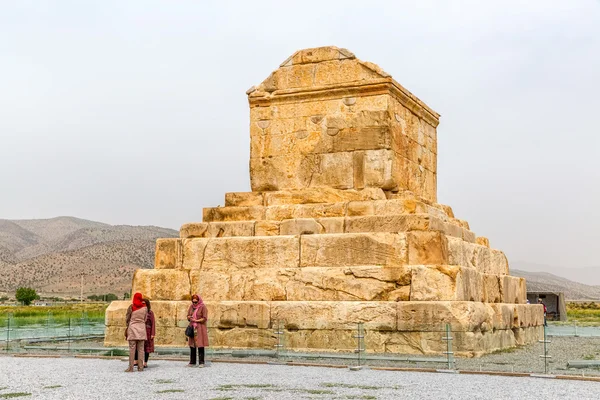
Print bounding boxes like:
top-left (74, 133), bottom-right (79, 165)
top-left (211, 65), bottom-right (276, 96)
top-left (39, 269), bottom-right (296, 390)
top-left (565, 302), bottom-right (600, 324)
top-left (0, 303), bottom-right (108, 327)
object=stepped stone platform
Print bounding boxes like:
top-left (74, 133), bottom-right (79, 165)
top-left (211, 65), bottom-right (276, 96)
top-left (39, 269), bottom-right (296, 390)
top-left (105, 46), bottom-right (543, 356)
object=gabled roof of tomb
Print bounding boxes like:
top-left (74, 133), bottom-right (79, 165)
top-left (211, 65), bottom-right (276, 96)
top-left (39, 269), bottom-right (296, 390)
top-left (247, 46), bottom-right (440, 125)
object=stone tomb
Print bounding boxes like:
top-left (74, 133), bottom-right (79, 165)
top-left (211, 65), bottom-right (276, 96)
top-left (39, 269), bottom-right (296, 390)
top-left (105, 46), bottom-right (543, 356)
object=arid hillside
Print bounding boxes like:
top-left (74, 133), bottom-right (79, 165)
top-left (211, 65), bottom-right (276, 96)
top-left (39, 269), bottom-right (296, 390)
top-left (512, 269), bottom-right (600, 300)
top-left (0, 217), bottom-right (178, 297)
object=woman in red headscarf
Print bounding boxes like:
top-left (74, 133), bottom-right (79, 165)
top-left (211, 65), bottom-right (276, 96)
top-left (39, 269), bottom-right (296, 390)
top-left (125, 292), bottom-right (147, 372)
top-left (186, 294), bottom-right (208, 367)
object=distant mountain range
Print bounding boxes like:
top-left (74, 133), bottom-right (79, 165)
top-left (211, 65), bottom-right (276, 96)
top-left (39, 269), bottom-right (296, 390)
top-left (512, 269), bottom-right (600, 301)
top-left (511, 261), bottom-right (600, 287)
top-left (0, 217), bottom-right (177, 297)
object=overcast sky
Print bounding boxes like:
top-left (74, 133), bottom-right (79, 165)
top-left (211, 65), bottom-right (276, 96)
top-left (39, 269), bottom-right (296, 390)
top-left (1, 1), bottom-right (599, 268)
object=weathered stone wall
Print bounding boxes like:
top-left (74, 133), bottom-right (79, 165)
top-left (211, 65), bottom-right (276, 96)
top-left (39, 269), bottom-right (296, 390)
top-left (105, 46), bottom-right (543, 356)
top-left (248, 47), bottom-right (439, 203)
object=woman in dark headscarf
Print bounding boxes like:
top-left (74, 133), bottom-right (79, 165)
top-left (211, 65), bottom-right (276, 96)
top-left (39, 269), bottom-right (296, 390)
top-left (134, 298), bottom-right (155, 368)
top-left (125, 292), bottom-right (147, 372)
top-left (186, 294), bottom-right (208, 367)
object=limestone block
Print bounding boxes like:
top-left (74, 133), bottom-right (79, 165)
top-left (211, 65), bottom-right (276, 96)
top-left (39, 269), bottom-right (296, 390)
top-left (490, 249), bottom-right (509, 275)
top-left (155, 238), bottom-right (181, 269)
top-left (347, 201), bottom-right (374, 216)
top-left (439, 204), bottom-right (455, 218)
top-left (201, 236), bottom-right (300, 270)
top-left (311, 152), bottom-right (354, 189)
top-left (265, 203), bottom-right (346, 221)
top-left (363, 149), bottom-right (395, 189)
top-left (206, 301), bottom-right (270, 329)
top-left (455, 219), bottom-right (470, 230)
top-left (476, 237), bottom-right (490, 248)
top-left (154, 326), bottom-right (188, 347)
top-left (255, 221), bottom-right (281, 236)
top-left (250, 154), bottom-right (307, 192)
top-left (131, 269), bottom-right (191, 301)
top-left (427, 218), bottom-right (459, 239)
top-left (372, 331), bottom-right (447, 354)
top-left (203, 206), bottom-right (265, 222)
top-left (180, 222), bottom-right (256, 238)
top-left (397, 301), bottom-right (493, 332)
top-left (104, 326), bottom-right (127, 346)
top-left (489, 303), bottom-right (515, 330)
top-left (447, 236), bottom-right (465, 267)
top-left (150, 301), bottom-right (179, 327)
top-left (280, 219), bottom-right (324, 235)
top-left (456, 265), bottom-right (485, 302)
top-left (409, 265), bottom-right (482, 302)
top-left (462, 229), bottom-right (476, 243)
top-left (209, 327), bottom-right (276, 349)
top-left (387, 286), bottom-right (411, 301)
top-left (191, 267), bottom-right (292, 302)
top-left (225, 192), bottom-right (264, 207)
top-left (105, 301), bottom-right (130, 326)
top-left (181, 238), bottom-right (209, 269)
top-left (300, 232), bottom-right (407, 267)
top-left (483, 275), bottom-right (501, 303)
top-left (500, 276), bottom-right (527, 304)
top-left (329, 126), bottom-right (391, 153)
top-left (271, 301), bottom-right (397, 331)
top-left (251, 127), bottom-right (324, 159)
top-left (207, 221), bottom-right (255, 237)
top-left (286, 266), bottom-right (411, 301)
top-left (263, 187), bottom-right (385, 206)
top-left (407, 231), bottom-right (448, 265)
top-left (344, 214), bottom-right (431, 234)
top-left (179, 223), bottom-right (208, 239)
top-left (472, 245), bottom-right (491, 274)
top-left (174, 301), bottom-right (193, 327)
top-left (373, 199), bottom-right (423, 215)
top-left (317, 217), bottom-right (345, 233)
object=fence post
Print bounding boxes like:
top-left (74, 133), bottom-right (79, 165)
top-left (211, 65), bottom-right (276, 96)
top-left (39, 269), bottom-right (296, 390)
top-left (538, 324), bottom-right (551, 374)
top-left (350, 322), bottom-right (365, 371)
top-left (441, 323), bottom-right (454, 370)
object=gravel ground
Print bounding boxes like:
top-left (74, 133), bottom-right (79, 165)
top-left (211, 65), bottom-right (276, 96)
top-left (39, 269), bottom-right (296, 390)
top-left (456, 336), bottom-right (600, 375)
top-left (1, 356), bottom-right (599, 400)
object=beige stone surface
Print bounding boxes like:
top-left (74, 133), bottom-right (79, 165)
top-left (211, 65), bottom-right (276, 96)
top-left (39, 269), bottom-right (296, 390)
top-left (206, 301), bottom-right (271, 329)
top-left (345, 214), bottom-right (431, 233)
top-left (201, 236), bottom-right (300, 270)
top-left (280, 218), bottom-right (324, 235)
top-left (225, 192), bottom-right (264, 207)
top-left (271, 301), bottom-right (397, 331)
top-left (483, 275), bottom-right (501, 303)
top-left (203, 206), bottom-right (265, 222)
top-left (181, 238), bottom-right (209, 270)
top-left (264, 187), bottom-right (385, 206)
top-left (407, 231), bottom-right (448, 265)
top-left (409, 265), bottom-right (483, 302)
top-left (254, 221), bottom-right (280, 236)
top-left (155, 239), bottom-right (181, 269)
top-left (180, 222), bottom-right (256, 238)
top-left (300, 232), bottom-right (407, 267)
top-left (266, 203), bottom-right (346, 221)
top-left (131, 269), bottom-right (191, 301)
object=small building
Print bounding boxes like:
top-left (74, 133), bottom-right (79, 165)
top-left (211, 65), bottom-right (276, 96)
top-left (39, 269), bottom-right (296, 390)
top-left (527, 291), bottom-right (567, 321)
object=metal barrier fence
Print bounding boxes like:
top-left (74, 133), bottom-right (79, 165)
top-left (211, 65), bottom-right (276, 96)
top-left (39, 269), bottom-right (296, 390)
top-left (3, 315), bottom-right (600, 377)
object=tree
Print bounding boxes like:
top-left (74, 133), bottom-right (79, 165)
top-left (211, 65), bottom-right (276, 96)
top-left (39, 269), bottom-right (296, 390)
top-left (15, 287), bottom-right (38, 306)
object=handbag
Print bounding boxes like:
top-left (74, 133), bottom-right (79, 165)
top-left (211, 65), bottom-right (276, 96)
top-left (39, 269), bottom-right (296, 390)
top-left (185, 325), bottom-right (194, 338)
